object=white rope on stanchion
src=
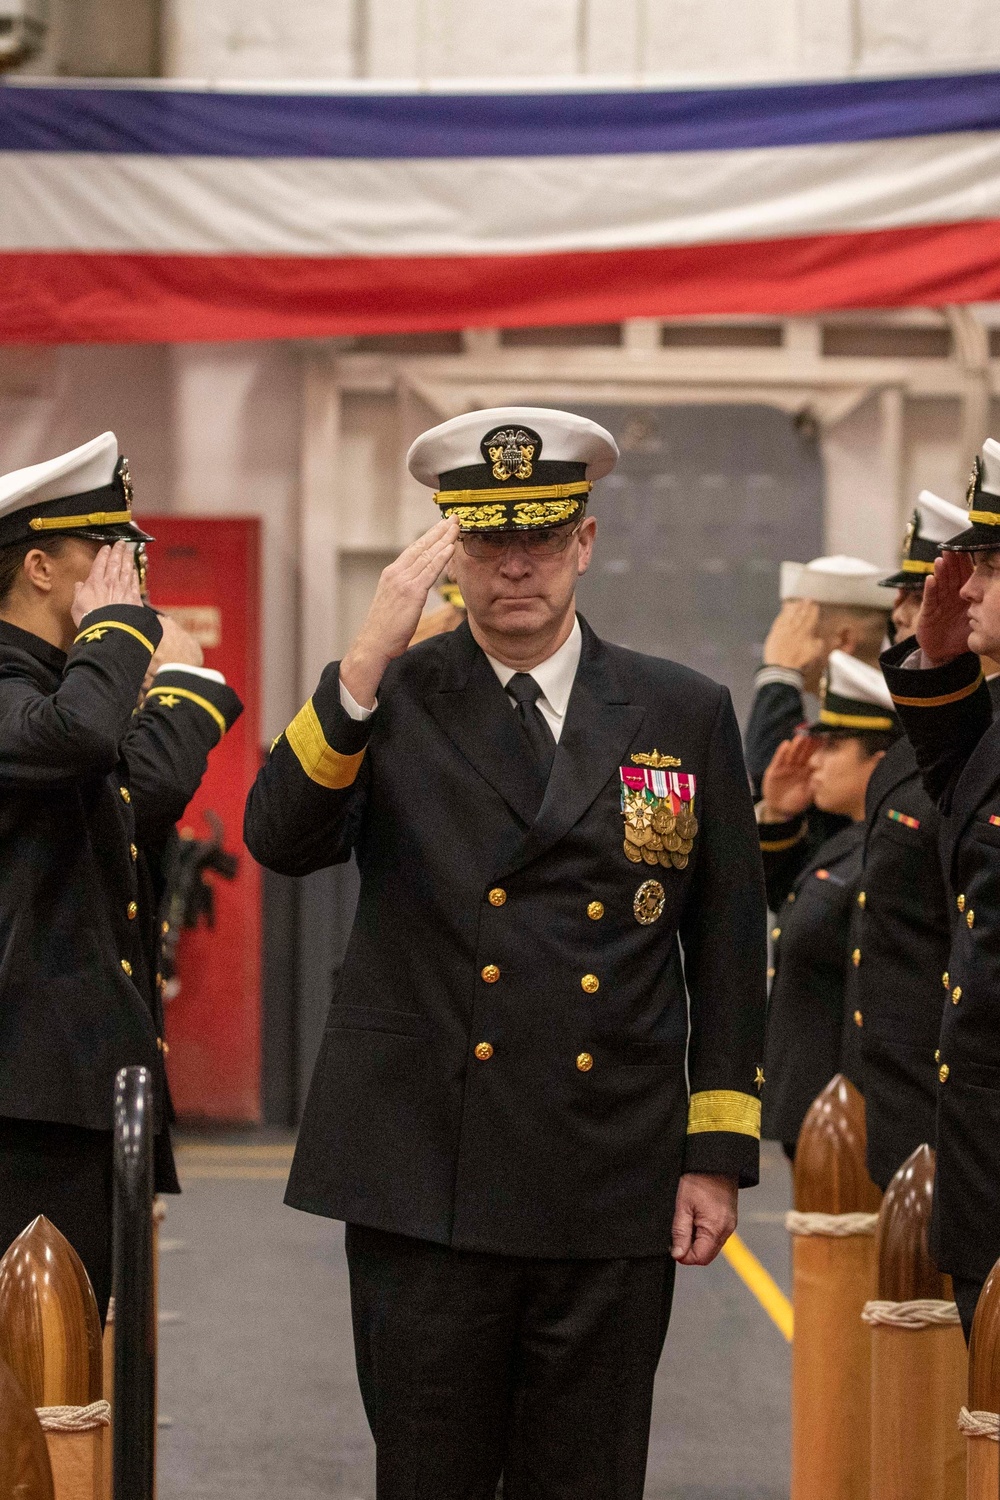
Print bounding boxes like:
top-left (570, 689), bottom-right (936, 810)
top-left (958, 1407), bottom-right (1000, 1440)
top-left (786, 1210), bottom-right (879, 1237)
top-left (862, 1299), bottom-right (962, 1328)
top-left (36, 1401), bottom-right (111, 1431)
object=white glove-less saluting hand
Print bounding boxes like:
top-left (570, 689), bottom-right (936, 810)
top-left (340, 517), bottom-right (459, 710)
top-left (70, 540), bottom-right (143, 628)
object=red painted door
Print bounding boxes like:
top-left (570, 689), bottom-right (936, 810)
top-left (142, 516), bottom-right (261, 1122)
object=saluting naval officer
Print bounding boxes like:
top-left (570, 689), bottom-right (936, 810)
top-left (852, 491), bottom-right (971, 1190)
top-left (882, 437), bottom-right (1000, 1338)
top-left (245, 408), bottom-right (767, 1500)
top-left (755, 653), bottom-right (901, 1160)
top-left (0, 433), bottom-right (242, 1317)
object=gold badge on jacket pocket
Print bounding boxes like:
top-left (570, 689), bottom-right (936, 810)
top-left (620, 760), bottom-right (697, 870)
top-left (634, 879), bottom-right (666, 925)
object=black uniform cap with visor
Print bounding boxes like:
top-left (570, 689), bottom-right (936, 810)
top-left (406, 407), bottom-right (619, 548)
top-left (881, 489), bottom-right (971, 589)
top-left (0, 431), bottom-right (154, 553)
top-left (943, 438), bottom-right (1000, 553)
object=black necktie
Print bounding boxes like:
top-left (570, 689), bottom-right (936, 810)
top-left (506, 673), bottom-right (556, 781)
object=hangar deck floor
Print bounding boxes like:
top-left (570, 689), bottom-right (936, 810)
top-left (157, 1135), bottom-right (792, 1500)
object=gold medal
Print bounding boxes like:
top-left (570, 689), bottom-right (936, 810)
top-left (624, 822), bottom-right (647, 846)
top-left (678, 838), bottom-right (693, 856)
top-left (641, 847), bottom-right (660, 865)
top-left (651, 807), bottom-right (676, 836)
top-left (657, 850), bottom-right (672, 868)
top-left (624, 839), bottom-right (643, 863)
top-left (670, 851), bottom-right (689, 870)
top-left (665, 832), bottom-right (682, 852)
top-left (647, 833), bottom-right (664, 852)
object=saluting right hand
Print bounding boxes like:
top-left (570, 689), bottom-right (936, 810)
top-left (763, 599), bottom-right (828, 694)
top-left (341, 518), bottom-right (459, 709)
top-left (71, 541), bottom-right (143, 628)
top-left (760, 735), bottom-right (816, 822)
top-left (916, 551), bottom-right (974, 667)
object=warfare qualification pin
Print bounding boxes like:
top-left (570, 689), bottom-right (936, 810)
top-left (634, 880), bottom-right (666, 926)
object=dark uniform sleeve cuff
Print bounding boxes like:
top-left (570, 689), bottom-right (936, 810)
top-left (145, 669), bottom-right (244, 740)
top-left (275, 661), bottom-right (370, 790)
top-left (880, 640), bottom-right (982, 705)
top-left (683, 1091), bottom-right (761, 1187)
top-left (757, 814), bottom-right (808, 853)
top-left (74, 603), bottom-right (163, 658)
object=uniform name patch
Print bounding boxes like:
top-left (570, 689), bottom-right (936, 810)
top-left (887, 809), bottom-right (921, 829)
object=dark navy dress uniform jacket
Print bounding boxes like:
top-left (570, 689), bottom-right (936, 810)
top-left (245, 617), bottom-right (768, 1260)
top-left (0, 607), bottom-right (242, 1188)
top-left (882, 642), bottom-right (1000, 1282)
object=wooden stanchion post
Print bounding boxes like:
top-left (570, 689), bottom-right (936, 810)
top-left (0, 1219), bottom-right (108, 1500)
top-left (963, 1258), bottom-right (1000, 1499)
top-left (863, 1144), bottom-right (966, 1500)
top-left (0, 1355), bottom-right (54, 1500)
top-left (789, 1074), bottom-right (882, 1500)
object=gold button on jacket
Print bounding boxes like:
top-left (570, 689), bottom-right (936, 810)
top-left (481, 965), bottom-right (500, 984)
top-left (127, 902), bottom-right (138, 921)
top-left (857, 891), bottom-right (866, 909)
top-left (939, 1063), bottom-right (950, 1083)
top-left (475, 1042), bottom-right (494, 1061)
top-left (488, 888), bottom-right (506, 907)
top-left (952, 986), bottom-right (962, 1005)
top-left (576, 1052), bottom-right (594, 1073)
top-left (120, 958), bottom-right (132, 977)
top-left (587, 901), bottom-right (604, 921)
top-left (119, 786), bottom-right (131, 804)
top-left (852, 948), bottom-right (861, 967)
top-left (581, 974), bottom-right (600, 994)
top-left (853, 1010), bottom-right (863, 1028)
top-left (957, 894), bottom-right (966, 912)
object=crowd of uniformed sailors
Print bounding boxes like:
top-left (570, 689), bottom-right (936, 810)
top-left (2, 417), bottom-right (1000, 1468)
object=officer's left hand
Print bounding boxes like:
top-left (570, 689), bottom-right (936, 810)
top-left (671, 1173), bottom-right (738, 1266)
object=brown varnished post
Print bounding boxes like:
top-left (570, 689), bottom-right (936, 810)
top-left (794, 1074), bottom-right (883, 1214)
top-left (870, 1146), bottom-right (966, 1500)
top-left (967, 1259), bottom-right (1000, 1499)
top-left (790, 1074), bottom-right (881, 1500)
top-left (0, 1355), bottom-right (55, 1500)
top-left (0, 1217), bottom-right (102, 1408)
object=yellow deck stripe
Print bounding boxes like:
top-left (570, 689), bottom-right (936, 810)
top-left (722, 1232), bottom-right (794, 1343)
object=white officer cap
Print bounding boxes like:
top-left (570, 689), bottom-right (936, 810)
top-left (945, 437), bottom-right (1000, 552)
top-left (407, 407), bottom-right (618, 533)
top-left (0, 431), bottom-right (152, 549)
top-left (813, 649), bottom-right (900, 735)
top-left (882, 489), bottom-right (970, 587)
top-left (780, 555), bottom-right (892, 610)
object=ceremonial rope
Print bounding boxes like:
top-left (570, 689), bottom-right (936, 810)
top-left (785, 1211), bottom-right (879, 1237)
top-left (862, 1298), bottom-right (961, 1328)
top-left (36, 1400), bottom-right (111, 1431)
top-left (958, 1408), bottom-right (1000, 1440)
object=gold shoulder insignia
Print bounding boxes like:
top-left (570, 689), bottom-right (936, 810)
top-left (631, 749), bottom-right (682, 769)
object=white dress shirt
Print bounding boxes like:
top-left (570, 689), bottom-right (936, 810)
top-left (339, 617), bottom-right (583, 743)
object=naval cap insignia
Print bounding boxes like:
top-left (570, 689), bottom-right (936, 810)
top-left (967, 454), bottom-right (983, 508)
top-left (481, 425), bottom-right (540, 483)
top-left (631, 750), bottom-right (682, 769)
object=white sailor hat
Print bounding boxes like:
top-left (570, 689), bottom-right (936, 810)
top-left (882, 490), bottom-right (969, 588)
top-left (0, 432), bottom-right (153, 550)
top-left (811, 650), bottom-right (900, 736)
top-left (406, 407), bottom-right (618, 533)
top-left (779, 555), bottom-right (892, 610)
top-left (943, 438), bottom-right (1000, 552)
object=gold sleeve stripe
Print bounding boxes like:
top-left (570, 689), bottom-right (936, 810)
top-left (687, 1090), bottom-right (761, 1139)
top-left (145, 684), bottom-right (228, 739)
top-left (889, 670), bottom-right (984, 709)
top-left (32, 509), bottom-right (133, 532)
top-left (74, 619), bottom-right (155, 655)
top-left (968, 509), bottom-right (1000, 527)
top-left (901, 559), bottom-right (935, 574)
top-left (285, 698), bottom-right (365, 790)
top-left (759, 822), bottom-right (807, 853)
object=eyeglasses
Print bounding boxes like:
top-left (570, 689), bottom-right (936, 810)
top-left (460, 523), bottom-right (582, 561)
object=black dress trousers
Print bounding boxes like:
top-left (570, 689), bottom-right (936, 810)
top-left (345, 1224), bottom-right (676, 1500)
top-left (0, 1117), bottom-right (114, 1321)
